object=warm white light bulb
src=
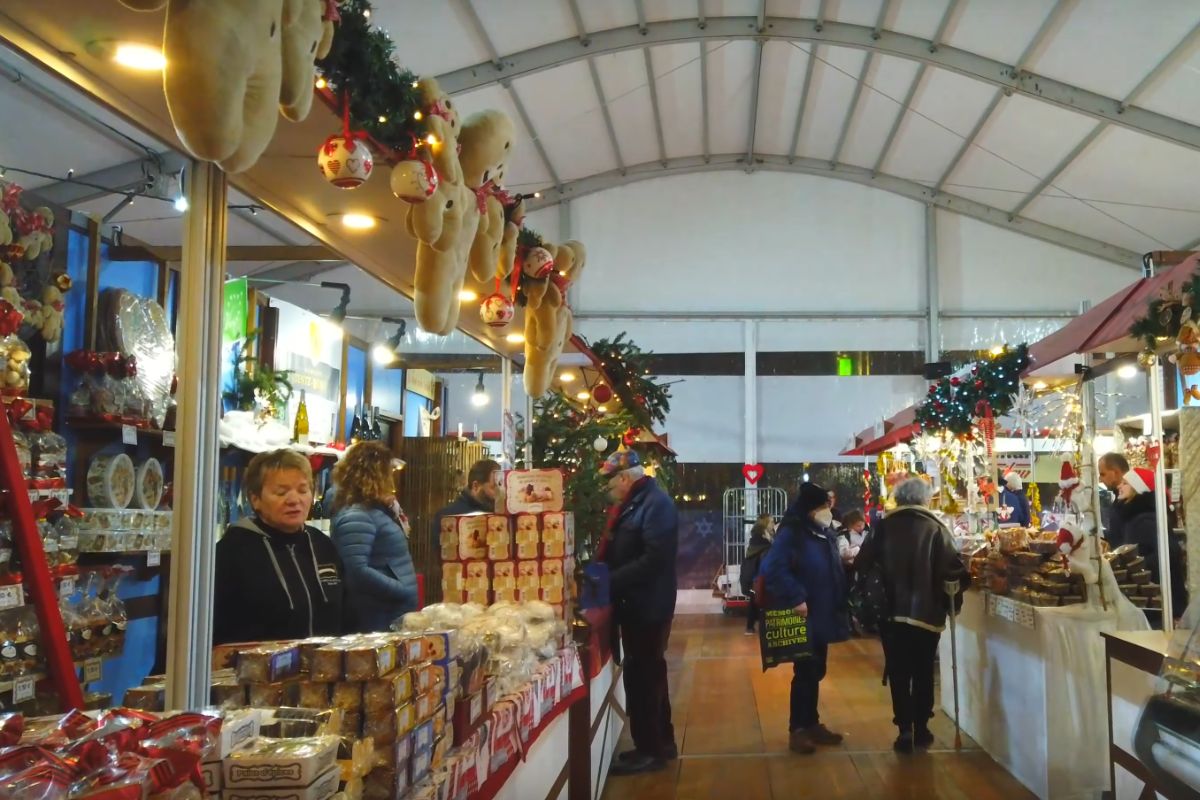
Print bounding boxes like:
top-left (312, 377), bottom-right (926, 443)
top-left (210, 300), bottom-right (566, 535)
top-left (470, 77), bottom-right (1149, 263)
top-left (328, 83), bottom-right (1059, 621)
top-left (372, 344), bottom-right (395, 365)
top-left (559, 372), bottom-right (575, 383)
top-left (505, 333), bottom-right (524, 344)
top-left (458, 289), bottom-right (478, 302)
top-left (1118, 364), bottom-right (1138, 380)
top-left (472, 390), bottom-right (489, 407)
top-left (173, 196), bottom-right (189, 212)
top-left (341, 213), bottom-right (376, 230)
top-left (113, 42), bottom-right (166, 71)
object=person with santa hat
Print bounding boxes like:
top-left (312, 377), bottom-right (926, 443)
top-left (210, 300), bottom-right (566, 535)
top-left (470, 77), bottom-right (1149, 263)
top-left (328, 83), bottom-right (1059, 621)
top-left (998, 472), bottom-right (1031, 527)
top-left (1116, 468), bottom-right (1188, 614)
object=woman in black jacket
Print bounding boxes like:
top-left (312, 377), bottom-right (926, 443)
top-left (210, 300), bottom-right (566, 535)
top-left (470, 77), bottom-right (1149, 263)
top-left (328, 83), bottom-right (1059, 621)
top-left (214, 449), bottom-right (350, 645)
top-left (739, 515), bottom-right (774, 635)
top-left (1117, 468), bottom-right (1187, 614)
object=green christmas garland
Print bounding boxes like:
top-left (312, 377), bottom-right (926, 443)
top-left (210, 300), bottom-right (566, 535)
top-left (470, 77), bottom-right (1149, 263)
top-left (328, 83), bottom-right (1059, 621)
top-left (316, 0), bottom-right (424, 152)
top-left (1128, 274), bottom-right (1200, 351)
top-left (589, 333), bottom-right (672, 428)
top-left (916, 344), bottom-right (1030, 436)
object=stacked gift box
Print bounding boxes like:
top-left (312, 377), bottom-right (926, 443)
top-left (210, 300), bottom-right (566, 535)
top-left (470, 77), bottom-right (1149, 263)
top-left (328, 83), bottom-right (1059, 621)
top-left (440, 469), bottom-right (576, 618)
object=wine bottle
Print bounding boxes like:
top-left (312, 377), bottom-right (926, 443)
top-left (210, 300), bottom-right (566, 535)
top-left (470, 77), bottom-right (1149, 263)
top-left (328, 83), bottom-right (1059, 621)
top-left (370, 406), bottom-right (383, 440)
top-left (293, 390), bottom-right (309, 444)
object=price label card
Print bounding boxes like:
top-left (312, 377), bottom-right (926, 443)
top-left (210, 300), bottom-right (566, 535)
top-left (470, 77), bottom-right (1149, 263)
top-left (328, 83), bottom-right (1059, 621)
top-left (0, 585), bottom-right (24, 610)
top-left (147, 550), bottom-right (161, 567)
top-left (83, 658), bottom-right (102, 684)
top-left (12, 676), bottom-right (34, 704)
top-left (59, 577), bottom-right (75, 598)
top-left (162, 430), bottom-right (175, 448)
top-left (122, 425), bottom-right (138, 445)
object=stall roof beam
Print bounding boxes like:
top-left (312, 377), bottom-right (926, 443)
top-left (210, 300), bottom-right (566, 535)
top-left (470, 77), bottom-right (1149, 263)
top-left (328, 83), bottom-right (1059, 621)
top-left (244, 259), bottom-right (348, 282)
top-left (526, 153), bottom-right (1140, 267)
top-left (109, 244), bottom-right (340, 263)
top-left (871, 64), bottom-right (925, 175)
top-left (569, 309), bottom-right (1077, 321)
top-left (643, 47), bottom-right (668, 167)
top-left (461, 0), bottom-right (562, 187)
top-left (435, 16), bottom-right (1200, 154)
top-left (933, 0), bottom-right (1075, 193)
top-left (1009, 17), bottom-right (1200, 216)
top-left (587, 58), bottom-right (625, 173)
top-left (745, 39), bottom-right (764, 170)
top-left (566, 0), bottom-right (590, 45)
top-left (32, 151), bottom-right (188, 207)
top-left (787, 44), bottom-right (817, 163)
top-left (831, 52), bottom-right (873, 166)
top-left (699, 41), bottom-right (711, 161)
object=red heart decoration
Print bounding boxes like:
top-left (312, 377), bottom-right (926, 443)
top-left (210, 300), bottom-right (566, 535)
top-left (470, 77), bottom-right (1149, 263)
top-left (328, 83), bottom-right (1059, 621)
top-left (742, 464), bottom-right (763, 485)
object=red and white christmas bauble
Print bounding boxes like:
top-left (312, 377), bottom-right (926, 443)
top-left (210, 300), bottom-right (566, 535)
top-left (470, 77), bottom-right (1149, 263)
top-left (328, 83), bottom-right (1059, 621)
top-left (390, 159), bottom-right (438, 203)
top-left (523, 246), bottom-right (555, 278)
top-left (479, 292), bottom-right (514, 328)
top-left (318, 135), bottom-right (374, 189)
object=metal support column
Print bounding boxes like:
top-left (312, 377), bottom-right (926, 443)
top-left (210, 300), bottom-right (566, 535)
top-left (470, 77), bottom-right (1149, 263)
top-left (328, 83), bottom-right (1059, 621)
top-left (501, 357), bottom-right (513, 466)
top-left (165, 161), bottom-right (227, 709)
top-left (1149, 357), bottom-right (1175, 630)
top-left (744, 320), bottom-right (758, 510)
top-left (924, 204), bottom-right (940, 363)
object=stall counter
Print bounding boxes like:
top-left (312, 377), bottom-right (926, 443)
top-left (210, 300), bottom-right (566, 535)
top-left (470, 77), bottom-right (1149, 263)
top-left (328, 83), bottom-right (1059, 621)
top-left (939, 590), bottom-right (1144, 799)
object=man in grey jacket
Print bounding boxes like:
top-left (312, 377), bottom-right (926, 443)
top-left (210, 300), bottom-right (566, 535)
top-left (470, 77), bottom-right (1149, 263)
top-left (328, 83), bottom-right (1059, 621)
top-left (855, 477), bottom-right (965, 754)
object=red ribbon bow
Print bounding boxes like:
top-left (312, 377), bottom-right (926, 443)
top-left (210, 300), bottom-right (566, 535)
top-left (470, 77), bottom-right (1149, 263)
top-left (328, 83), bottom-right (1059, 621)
top-left (426, 98), bottom-right (453, 122)
top-left (0, 300), bottom-right (23, 336)
top-left (321, 0), bottom-right (340, 22)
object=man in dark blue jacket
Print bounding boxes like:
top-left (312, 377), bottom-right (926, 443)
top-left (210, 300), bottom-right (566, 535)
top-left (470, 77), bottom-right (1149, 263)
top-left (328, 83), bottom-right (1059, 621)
top-left (431, 459), bottom-right (501, 536)
top-left (600, 450), bottom-right (679, 776)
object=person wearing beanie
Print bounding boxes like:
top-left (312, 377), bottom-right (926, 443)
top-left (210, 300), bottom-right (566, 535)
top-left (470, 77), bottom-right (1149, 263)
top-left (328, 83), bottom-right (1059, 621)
top-left (598, 449), bottom-right (680, 776)
top-left (1117, 468), bottom-right (1188, 613)
top-left (998, 472), bottom-right (1032, 527)
top-left (760, 481), bottom-right (850, 755)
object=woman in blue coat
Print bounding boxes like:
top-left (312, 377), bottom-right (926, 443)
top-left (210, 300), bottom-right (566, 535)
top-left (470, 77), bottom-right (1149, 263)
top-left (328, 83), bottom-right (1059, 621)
top-left (761, 481), bottom-right (850, 755)
top-left (330, 441), bottom-right (419, 632)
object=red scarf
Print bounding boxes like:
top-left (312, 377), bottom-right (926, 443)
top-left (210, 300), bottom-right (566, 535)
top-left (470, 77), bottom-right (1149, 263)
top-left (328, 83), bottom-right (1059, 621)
top-left (596, 476), bottom-right (651, 561)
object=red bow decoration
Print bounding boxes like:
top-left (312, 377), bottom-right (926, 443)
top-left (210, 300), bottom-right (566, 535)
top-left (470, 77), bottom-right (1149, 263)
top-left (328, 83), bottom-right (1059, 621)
top-left (1, 183), bottom-right (23, 215)
top-left (0, 300), bottom-right (23, 336)
top-left (6, 397), bottom-right (32, 424)
top-left (321, 0), bottom-right (341, 22)
top-left (32, 404), bottom-right (54, 432)
top-left (426, 98), bottom-right (453, 123)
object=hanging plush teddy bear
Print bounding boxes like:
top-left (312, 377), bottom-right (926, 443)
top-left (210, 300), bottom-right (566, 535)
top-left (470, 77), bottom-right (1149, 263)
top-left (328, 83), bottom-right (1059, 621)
top-left (522, 240), bottom-right (586, 397)
top-left (457, 110), bottom-right (517, 285)
top-left (36, 274), bottom-right (72, 343)
top-left (0, 262), bottom-right (20, 309)
top-left (403, 78), bottom-right (475, 335)
top-left (120, 0), bottom-right (334, 173)
top-left (17, 207), bottom-right (54, 261)
top-left (1170, 307), bottom-right (1200, 404)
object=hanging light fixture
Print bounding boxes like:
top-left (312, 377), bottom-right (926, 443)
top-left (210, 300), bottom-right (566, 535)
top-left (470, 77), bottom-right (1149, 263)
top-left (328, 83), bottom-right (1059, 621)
top-left (471, 371), bottom-right (489, 407)
top-left (322, 281), bottom-right (351, 325)
top-left (373, 318), bottom-right (406, 365)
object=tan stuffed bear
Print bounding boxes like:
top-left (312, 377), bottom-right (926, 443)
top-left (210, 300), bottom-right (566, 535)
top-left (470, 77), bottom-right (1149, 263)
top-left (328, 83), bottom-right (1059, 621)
top-left (405, 79), bottom-right (477, 335)
top-left (497, 198), bottom-right (525, 283)
top-left (280, 0), bottom-right (334, 123)
top-left (38, 279), bottom-right (69, 343)
top-left (458, 110), bottom-right (516, 284)
top-left (18, 207), bottom-right (53, 261)
top-left (523, 241), bottom-right (586, 397)
top-left (0, 210), bottom-right (11, 247)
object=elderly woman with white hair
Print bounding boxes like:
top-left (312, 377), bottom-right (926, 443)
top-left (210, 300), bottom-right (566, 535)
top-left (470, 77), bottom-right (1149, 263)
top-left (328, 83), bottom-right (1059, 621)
top-left (855, 476), bottom-right (965, 754)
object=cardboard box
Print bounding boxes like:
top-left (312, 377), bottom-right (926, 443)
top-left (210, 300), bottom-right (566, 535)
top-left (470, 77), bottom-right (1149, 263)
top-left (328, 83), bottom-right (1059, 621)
top-left (409, 745), bottom-right (432, 786)
top-left (449, 515), bottom-right (488, 561)
top-left (247, 679), bottom-right (301, 708)
top-left (464, 561), bottom-right (489, 593)
top-left (395, 635), bottom-right (426, 667)
top-left (516, 560), bottom-right (540, 596)
top-left (438, 517), bottom-right (459, 562)
top-left (515, 539), bottom-right (540, 560)
top-left (298, 682), bottom-right (331, 710)
top-left (201, 760), bottom-right (221, 793)
top-left (330, 681), bottom-right (363, 712)
top-left (453, 689), bottom-right (486, 747)
top-left (415, 688), bottom-right (439, 722)
top-left (540, 557), bottom-right (567, 604)
top-left (222, 765), bottom-right (341, 800)
top-left (465, 586), bottom-right (490, 606)
top-left (419, 631), bottom-right (458, 663)
top-left (237, 644), bottom-right (301, 684)
top-left (412, 719), bottom-right (435, 754)
top-left (363, 669), bottom-right (412, 711)
top-left (513, 514), bottom-right (540, 545)
top-left (488, 699), bottom-right (520, 775)
top-left (395, 731), bottom-right (413, 765)
top-left (490, 561), bottom-right (517, 604)
top-left (223, 735), bottom-right (339, 789)
top-left (441, 563), bottom-right (465, 597)
top-left (541, 511), bottom-right (574, 558)
top-left (218, 710), bottom-right (262, 758)
top-left (485, 515), bottom-right (511, 561)
top-left (504, 469), bottom-right (564, 514)
top-left (431, 735), bottom-right (449, 772)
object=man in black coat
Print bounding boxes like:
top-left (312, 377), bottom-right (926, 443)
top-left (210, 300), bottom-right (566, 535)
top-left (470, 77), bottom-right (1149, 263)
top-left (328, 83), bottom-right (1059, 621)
top-left (432, 459), bottom-right (501, 531)
top-left (600, 450), bottom-right (679, 776)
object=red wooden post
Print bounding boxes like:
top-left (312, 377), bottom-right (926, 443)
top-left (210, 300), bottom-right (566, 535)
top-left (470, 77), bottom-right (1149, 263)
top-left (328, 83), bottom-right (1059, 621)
top-left (0, 408), bottom-right (83, 709)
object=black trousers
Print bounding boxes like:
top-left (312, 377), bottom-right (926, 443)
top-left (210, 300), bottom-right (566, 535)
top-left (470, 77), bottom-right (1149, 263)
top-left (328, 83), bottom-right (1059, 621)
top-left (621, 618), bottom-right (675, 757)
top-left (789, 641), bottom-right (829, 731)
top-left (881, 622), bottom-right (941, 730)
top-left (745, 600), bottom-right (759, 631)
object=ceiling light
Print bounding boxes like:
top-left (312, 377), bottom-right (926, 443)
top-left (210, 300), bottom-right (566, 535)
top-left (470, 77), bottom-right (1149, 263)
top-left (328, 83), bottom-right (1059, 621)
top-left (315, 76), bottom-right (327, 89)
top-left (575, 391), bottom-right (589, 400)
top-left (597, 405), bottom-right (607, 413)
top-left (1118, 364), bottom-right (1138, 380)
top-left (505, 332), bottom-right (524, 344)
top-left (373, 318), bottom-right (405, 365)
top-left (559, 372), bottom-right (575, 383)
top-left (340, 213), bottom-right (376, 230)
top-left (321, 281), bottom-right (351, 324)
top-left (111, 42), bottom-right (166, 71)
top-left (471, 372), bottom-right (489, 407)
top-left (1032, 380), bottom-right (1047, 391)
top-left (173, 195), bottom-right (188, 212)
top-left (458, 289), bottom-right (478, 302)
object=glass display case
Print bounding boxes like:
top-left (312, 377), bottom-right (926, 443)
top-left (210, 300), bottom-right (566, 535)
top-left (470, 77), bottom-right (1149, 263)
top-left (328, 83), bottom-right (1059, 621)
top-left (1134, 597), bottom-right (1200, 794)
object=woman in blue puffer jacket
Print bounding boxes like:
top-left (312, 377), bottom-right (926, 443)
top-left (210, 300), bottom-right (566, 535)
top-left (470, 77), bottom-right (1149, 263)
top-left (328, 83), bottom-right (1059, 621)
top-left (330, 441), bottom-right (419, 632)
top-left (761, 481), bottom-right (850, 756)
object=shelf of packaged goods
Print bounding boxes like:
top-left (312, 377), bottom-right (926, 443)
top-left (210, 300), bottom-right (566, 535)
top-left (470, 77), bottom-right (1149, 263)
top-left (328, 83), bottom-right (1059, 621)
top-left (0, 656), bottom-right (117, 696)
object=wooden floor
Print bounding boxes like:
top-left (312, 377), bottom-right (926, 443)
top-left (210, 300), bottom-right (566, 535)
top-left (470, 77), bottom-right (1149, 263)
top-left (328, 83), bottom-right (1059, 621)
top-left (602, 614), bottom-right (1036, 800)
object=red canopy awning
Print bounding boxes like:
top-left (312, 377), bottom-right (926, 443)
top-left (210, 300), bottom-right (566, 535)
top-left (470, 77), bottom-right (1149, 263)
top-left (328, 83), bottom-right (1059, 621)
top-left (1025, 280), bottom-right (1145, 375)
top-left (1084, 252), bottom-right (1200, 353)
top-left (841, 406), bottom-right (919, 456)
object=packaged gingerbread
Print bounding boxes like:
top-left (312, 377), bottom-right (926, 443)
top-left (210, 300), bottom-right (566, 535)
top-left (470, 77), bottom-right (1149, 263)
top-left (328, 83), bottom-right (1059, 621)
top-left (485, 515), bottom-right (511, 560)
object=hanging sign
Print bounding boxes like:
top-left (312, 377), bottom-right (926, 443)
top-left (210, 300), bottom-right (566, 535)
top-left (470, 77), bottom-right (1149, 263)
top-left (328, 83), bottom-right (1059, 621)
top-left (83, 658), bottom-right (102, 683)
top-left (742, 464), bottom-right (764, 485)
top-left (12, 676), bottom-right (34, 704)
top-left (122, 425), bottom-right (138, 446)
